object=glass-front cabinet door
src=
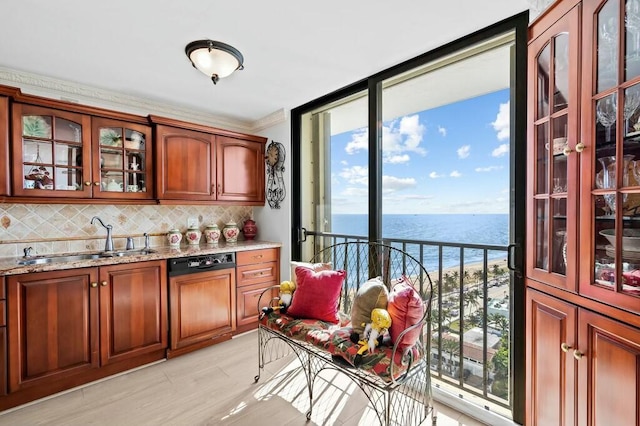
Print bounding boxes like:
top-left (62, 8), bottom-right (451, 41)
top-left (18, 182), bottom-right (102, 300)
top-left (91, 118), bottom-right (152, 199)
top-left (11, 104), bottom-right (91, 198)
top-left (582, 0), bottom-right (640, 313)
top-left (527, 5), bottom-right (580, 291)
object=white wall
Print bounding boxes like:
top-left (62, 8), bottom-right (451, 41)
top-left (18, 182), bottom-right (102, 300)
top-left (254, 117), bottom-right (292, 282)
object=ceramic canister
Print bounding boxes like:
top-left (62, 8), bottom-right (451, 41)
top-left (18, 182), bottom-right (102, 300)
top-left (222, 221), bottom-right (239, 243)
top-left (243, 219), bottom-right (257, 240)
top-left (204, 224), bottom-right (221, 244)
top-left (167, 229), bottom-right (182, 247)
top-left (185, 226), bottom-right (202, 245)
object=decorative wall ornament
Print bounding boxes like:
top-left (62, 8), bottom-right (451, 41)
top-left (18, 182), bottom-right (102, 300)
top-left (265, 140), bottom-right (286, 209)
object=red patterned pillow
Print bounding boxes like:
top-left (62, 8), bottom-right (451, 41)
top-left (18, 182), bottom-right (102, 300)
top-left (388, 277), bottom-right (424, 351)
top-left (287, 267), bottom-right (346, 323)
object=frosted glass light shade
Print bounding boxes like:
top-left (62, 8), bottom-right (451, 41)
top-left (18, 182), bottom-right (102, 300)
top-left (185, 40), bottom-right (244, 84)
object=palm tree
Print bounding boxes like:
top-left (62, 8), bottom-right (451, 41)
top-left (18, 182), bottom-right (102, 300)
top-left (462, 269), bottom-right (471, 287)
top-left (473, 269), bottom-right (484, 284)
top-left (490, 263), bottom-right (501, 278)
top-left (488, 313), bottom-right (509, 336)
top-left (463, 288), bottom-right (481, 312)
top-left (441, 337), bottom-right (460, 375)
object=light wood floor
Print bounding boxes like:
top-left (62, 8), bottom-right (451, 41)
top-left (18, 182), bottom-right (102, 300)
top-left (0, 330), bottom-right (486, 425)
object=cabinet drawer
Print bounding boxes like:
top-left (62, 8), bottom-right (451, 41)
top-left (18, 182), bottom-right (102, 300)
top-left (236, 248), bottom-right (278, 266)
top-left (236, 262), bottom-right (277, 287)
top-left (237, 282), bottom-right (278, 327)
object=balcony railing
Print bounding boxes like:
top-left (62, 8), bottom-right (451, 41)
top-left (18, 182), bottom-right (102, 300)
top-left (303, 231), bottom-right (511, 412)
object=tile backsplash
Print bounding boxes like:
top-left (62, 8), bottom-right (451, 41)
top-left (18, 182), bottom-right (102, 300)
top-left (0, 203), bottom-right (253, 258)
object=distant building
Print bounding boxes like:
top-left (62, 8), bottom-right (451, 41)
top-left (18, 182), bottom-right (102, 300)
top-left (432, 327), bottom-right (500, 380)
top-left (487, 298), bottom-right (509, 319)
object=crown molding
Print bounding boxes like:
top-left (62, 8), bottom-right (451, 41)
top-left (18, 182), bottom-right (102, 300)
top-left (0, 66), bottom-right (264, 133)
top-left (251, 108), bottom-right (288, 133)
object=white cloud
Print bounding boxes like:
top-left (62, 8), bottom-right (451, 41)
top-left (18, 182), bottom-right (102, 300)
top-left (475, 165), bottom-right (504, 172)
top-left (450, 170), bottom-right (462, 178)
top-left (340, 160), bottom-right (348, 166)
top-left (492, 101), bottom-right (510, 141)
top-left (384, 154), bottom-right (410, 164)
top-left (492, 144), bottom-right (510, 157)
top-left (429, 171), bottom-right (443, 178)
top-left (382, 175), bottom-right (417, 192)
top-left (457, 145), bottom-right (471, 159)
top-left (438, 125), bottom-right (447, 137)
top-left (345, 129), bottom-right (368, 154)
top-left (339, 165), bottom-right (368, 185)
top-left (341, 187), bottom-right (368, 197)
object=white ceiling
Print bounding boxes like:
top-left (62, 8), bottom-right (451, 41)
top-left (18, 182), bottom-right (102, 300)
top-left (0, 1), bottom-right (530, 130)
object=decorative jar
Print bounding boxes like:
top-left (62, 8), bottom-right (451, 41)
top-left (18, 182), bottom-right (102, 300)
top-left (243, 219), bottom-right (258, 240)
top-left (185, 226), bottom-right (201, 245)
top-left (222, 221), bottom-right (240, 243)
top-left (167, 229), bottom-right (182, 247)
top-left (204, 224), bottom-right (221, 244)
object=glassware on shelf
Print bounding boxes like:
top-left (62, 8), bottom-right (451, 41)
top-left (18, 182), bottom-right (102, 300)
top-left (596, 155), bottom-right (634, 213)
top-left (597, 95), bottom-right (618, 142)
top-left (624, 88), bottom-right (640, 134)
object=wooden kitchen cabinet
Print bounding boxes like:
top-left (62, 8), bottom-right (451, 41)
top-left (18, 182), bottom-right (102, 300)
top-left (235, 248), bottom-right (280, 334)
top-left (153, 116), bottom-right (267, 204)
top-left (168, 268), bottom-right (236, 358)
top-left (527, 0), bottom-right (640, 423)
top-left (99, 261), bottom-right (167, 365)
top-left (7, 268), bottom-right (99, 392)
top-left (0, 277), bottom-right (7, 397)
top-left (5, 261), bottom-right (166, 398)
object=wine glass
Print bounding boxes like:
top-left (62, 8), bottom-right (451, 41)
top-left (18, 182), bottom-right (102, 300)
top-left (624, 89), bottom-right (640, 134)
top-left (597, 95), bottom-right (617, 142)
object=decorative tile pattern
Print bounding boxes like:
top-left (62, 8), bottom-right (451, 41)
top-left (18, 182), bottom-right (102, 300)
top-left (0, 203), bottom-right (253, 258)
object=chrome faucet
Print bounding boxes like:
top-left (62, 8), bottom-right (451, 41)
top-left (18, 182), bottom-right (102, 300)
top-left (23, 246), bottom-right (34, 258)
top-left (91, 216), bottom-right (114, 252)
top-left (143, 233), bottom-right (150, 250)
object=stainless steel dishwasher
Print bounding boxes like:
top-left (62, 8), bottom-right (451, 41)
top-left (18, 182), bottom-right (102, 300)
top-left (167, 252), bottom-right (237, 358)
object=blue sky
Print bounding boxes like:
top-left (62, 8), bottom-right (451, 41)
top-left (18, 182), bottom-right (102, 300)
top-left (330, 89), bottom-right (510, 214)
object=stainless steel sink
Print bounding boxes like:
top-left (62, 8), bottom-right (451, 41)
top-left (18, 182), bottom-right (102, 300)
top-left (17, 253), bottom-right (102, 265)
top-left (17, 249), bottom-right (157, 265)
top-left (99, 249), bottom-right (157, 258)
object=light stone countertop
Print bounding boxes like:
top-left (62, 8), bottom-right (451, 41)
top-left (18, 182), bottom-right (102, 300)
top-left (0, 240), bottom-right (282, 276)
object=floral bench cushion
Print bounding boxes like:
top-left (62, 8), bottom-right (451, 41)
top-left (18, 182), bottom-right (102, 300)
top-left (260, 312), bottom-right (423, 382)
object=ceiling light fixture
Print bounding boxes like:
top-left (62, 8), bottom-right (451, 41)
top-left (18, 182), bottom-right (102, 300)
top-left (185, 39), bottom-right (244, 85)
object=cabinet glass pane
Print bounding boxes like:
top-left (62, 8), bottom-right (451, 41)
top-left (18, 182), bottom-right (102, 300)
top-left (595, 208), bottom-right (616, 290)
top-left (552, 115), bottom-right (568, 193)
top-left (54, 117), bottom-right (81, 143)
top-left (54, 143), bottom-right (81, 166)
top-left (99, 127), bottom-right (123, 147)
top-left (598, 0), bottom-right (620, 93)
top-left (536, 122), bottom-right (549, 194)
top-left (53, 168), bottom-right (80, 190)
top-left (536, 199), bottom-right (549, 270)
top-left (553, 33), bottom-right (569, 112)
top-left (596, 93), bottom-right (618, 148)
top-left (626, 0), bottom-right (640, 81)
top-left (624, 85), bottom-right (640, 140)
top-left (124, 129), bottom-right (145, 150)
top-left (537, 44), bottom-right (551, 119)
top-left (101, 174), bottom-right (124, 192)
top-left (22, 115), bottom-right (52, 139)
top-left (101, 149), bottom-right (123, 170)
top-left (23, 165), bottom-right (53, 189)
top-left (552, 198), bottom-right (567, 275)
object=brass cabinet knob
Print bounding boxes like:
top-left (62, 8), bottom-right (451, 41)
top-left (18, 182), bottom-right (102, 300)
top-left (575, 142), bottom-right (585, 153)
top-left (100, 281), bottom-right (108, 286)
top-left (573, 349), bottom-right (584, 360)
top-left (94, 182), bottom-right (100, 186)
top-left (91, 282), bottom-right (98, 288)
top-left (563, 146), bottom-right (573, 156)
top-left (84, 181), bottom-right (91, 186)
top-left (560, 342), bottom-right (572, 353)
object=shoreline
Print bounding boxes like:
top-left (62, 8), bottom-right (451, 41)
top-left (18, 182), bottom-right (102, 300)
top-left (429, 258), bottom-right (509, 280)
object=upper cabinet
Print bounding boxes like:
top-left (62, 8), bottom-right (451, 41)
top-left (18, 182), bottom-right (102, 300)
top-left (11, 103), bottom-right (92, 198)
top-left (528, 0), bottom-right (640, 313)
top-left (153, 117), bottom-right (266, 205)
top-left (11, 104), bottom-right (152, 200)
top-left (92, 117), bottom-right (153, 200)
top-left (0, 96), bottom-right (10, 196)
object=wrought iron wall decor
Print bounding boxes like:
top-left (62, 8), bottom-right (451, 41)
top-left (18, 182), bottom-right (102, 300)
top-left (265, 140), bottom-right (286, 209)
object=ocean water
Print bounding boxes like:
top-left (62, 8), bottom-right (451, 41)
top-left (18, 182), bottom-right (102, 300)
top-left (330, 214), bottom-right (509, 271)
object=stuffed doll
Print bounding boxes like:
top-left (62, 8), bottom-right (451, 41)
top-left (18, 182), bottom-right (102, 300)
top-left (260, 280), bottom-right (296, 317)
top-left (354, 308), bottom-right (392, 366)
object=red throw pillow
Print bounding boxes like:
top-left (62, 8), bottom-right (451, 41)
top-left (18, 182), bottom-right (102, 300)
top-left (388, 277), bottom-right (425, 351)
top-left (286, 267), bottom-right (346, 323)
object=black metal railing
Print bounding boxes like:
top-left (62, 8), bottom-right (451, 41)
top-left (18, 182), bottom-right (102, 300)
top-left (303, 231), bottom-right (511, 410)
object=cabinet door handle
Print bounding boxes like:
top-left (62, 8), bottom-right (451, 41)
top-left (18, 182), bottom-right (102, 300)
top-left (217, 184), bottom-right (221, 195)
top-left (91, 282), bottom-right (98, 288)
top-left (94, 182), bottom-right (100, 186)
top-left (100, 281), bottom-right (108, 286)
top-left (560, 342), bottom-right (572, 353)
top-left (253, 255), bottom-right (263, 259)
top-left (573, 349), bottom-right (584, 360)
top-left (575, 142), bottom-right (585, 153)
top-left (84, 181), bottom-right (91, 186)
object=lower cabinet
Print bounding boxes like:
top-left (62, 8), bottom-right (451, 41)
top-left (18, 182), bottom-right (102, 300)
top-left (0, 276), bottom-right (6, 397)
top-left (235, 248), bottom-right (280, 334)
top-left (5, 261), bottom-right (167, 398)
top-left (527, 288), bottom-right (640, 426)
top-left (168, 268), bottom-right (236, 358)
